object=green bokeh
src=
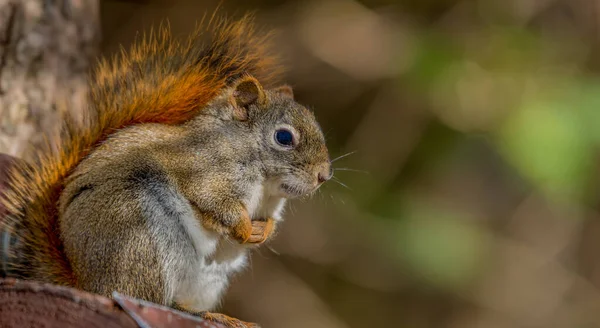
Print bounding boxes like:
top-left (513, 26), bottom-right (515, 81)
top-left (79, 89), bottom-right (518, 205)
top-left (497, 88), bottom-right (594, 202)
top-left (394, 200), bottom-right (489, 291)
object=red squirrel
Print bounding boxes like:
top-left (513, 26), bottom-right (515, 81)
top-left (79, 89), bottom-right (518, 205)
top-left (0, 15), bottom-right (331, 328)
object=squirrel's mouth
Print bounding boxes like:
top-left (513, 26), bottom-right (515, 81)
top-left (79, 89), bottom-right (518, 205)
top-left (280, 183), bottom-right (308, 198)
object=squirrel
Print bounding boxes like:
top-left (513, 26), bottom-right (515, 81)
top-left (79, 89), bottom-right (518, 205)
top-left (0, 14), bottom-right (331, 328)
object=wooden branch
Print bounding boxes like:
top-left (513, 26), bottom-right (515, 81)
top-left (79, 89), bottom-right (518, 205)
top-left (0, 278), bottom-right (138, 328)
top-left (0, 0), bottom-right (100, 158)
top-left (0, 278), bottom-right (229, 328)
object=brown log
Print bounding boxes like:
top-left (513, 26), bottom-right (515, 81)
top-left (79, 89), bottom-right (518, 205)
top-left (0, 278), bottom-right (138, 328)
top-left (0, 278), bottom-right (229, 328)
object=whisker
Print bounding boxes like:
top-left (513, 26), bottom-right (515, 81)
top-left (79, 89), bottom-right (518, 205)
top-left (333, 168), bottom-right (369, 174)
top-left (329, 193), bottom-right (341, 205)
top-left (288, 202), bottom-right (296, 216)
top-left (332, 177), bottom-right (352, 190)
top-left (267, 246), bottom-right (280, 256)
top-left (331, 150), bottom-right (357, 163)
top-left (321, 189), bottom-right (330, 204)
top-left (329, 192), bottom-right (346, 205)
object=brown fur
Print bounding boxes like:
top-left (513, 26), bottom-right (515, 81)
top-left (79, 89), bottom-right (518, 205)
top-left (0, 14), bottom-right (282, 286)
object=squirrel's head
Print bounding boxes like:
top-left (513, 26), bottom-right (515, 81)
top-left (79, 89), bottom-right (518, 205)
top-left (204, 75), bottom-right (332, 199)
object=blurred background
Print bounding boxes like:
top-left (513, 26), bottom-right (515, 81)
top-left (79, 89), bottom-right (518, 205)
top-left (103, 0), bottom-right (600, 327)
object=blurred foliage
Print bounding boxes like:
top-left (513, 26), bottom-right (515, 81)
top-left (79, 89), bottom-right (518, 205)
top-left (395, 198), bottom-right (490, 291)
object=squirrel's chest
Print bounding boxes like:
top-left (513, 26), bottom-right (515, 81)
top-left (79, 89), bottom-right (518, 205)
top-left (245, 183), bottom-right (286, 221)
top-left (170, 182), bottom-right (286, 311)
top-left (171, 216), bottom-right (248, 311)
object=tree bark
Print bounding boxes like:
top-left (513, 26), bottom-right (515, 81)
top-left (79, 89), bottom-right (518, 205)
top-left (0, 0), bottom-right (100, 158)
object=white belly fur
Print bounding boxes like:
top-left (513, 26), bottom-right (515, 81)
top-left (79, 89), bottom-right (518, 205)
top-left (171, 183), bottom-right (286, 311)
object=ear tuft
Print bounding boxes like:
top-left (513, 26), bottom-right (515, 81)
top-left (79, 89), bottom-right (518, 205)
top-left (231, 76), bottom-right (266, 120)
top-left (273, 85), bottom-right (294, 99)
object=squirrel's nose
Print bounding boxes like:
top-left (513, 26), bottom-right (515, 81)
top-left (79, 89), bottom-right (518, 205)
top-left (317, 164), bottom-right (333, 184)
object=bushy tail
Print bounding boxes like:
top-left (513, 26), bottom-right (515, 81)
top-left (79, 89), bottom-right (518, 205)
top-left (0, 13), bottom-right (282, 285)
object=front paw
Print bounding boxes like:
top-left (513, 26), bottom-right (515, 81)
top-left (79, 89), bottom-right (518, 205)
top-left (197, 203), bottom-right (253, 244)
top-left (246, 218), bottom-right (275, 244)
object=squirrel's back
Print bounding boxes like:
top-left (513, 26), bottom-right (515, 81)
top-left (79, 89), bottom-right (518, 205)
top-left (0, 14), bottom-right (282, 285)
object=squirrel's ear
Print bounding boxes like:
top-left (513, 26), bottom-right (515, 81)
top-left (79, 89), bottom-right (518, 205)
top-left (273, 85), bottom-right (294, 99)
top-left (231, 76), bottom-right (266, 121)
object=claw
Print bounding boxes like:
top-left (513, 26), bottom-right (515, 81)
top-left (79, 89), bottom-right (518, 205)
top-left (246, 218), bottom-right (275, 244)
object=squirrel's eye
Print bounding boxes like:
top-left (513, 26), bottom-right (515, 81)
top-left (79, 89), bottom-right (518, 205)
top-left (275, 129), bottom-right (295, 147)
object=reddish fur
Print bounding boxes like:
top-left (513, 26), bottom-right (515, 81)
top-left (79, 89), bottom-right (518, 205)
top-left (0, 14), bottom-right (281, 286)
top-left (248, 218), bottom-right (275, 244)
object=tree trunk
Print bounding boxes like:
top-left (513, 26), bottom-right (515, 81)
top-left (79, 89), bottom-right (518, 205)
top-left (0, 0), bottom-right (100, 158)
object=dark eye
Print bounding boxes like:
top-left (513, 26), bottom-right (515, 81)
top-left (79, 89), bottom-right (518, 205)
top-left (275, 129), bottom-right (295, 147)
